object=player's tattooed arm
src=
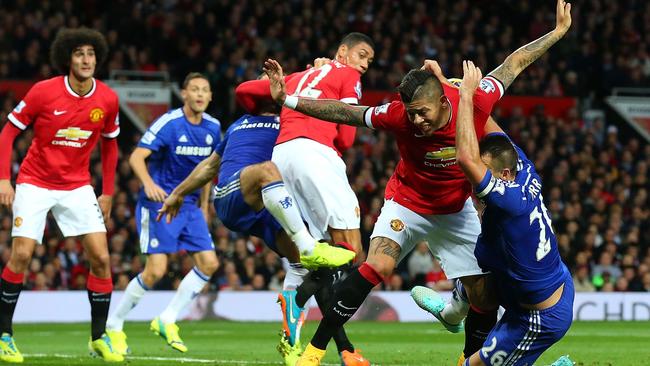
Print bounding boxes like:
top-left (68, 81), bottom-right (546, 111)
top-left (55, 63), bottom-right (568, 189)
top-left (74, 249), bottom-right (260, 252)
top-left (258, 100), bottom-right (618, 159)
top-left (294, 99), bottom-right (369, 128)
top-left (370, 237), bottom-right (402, 262)
top-left (489, 0), bottom-right (571, 90)
top-left (263, 58), bottom-right (369, 128)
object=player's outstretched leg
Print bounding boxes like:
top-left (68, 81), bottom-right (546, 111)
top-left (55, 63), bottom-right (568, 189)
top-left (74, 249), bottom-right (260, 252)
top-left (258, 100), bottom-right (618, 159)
top-left (411, 279), bottom-right (468, 333)
top-left (243, 162), bottom-right (355, 270)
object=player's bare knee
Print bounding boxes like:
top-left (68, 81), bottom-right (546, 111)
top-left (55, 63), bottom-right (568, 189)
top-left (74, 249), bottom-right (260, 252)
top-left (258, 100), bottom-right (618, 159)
top-left (198, 256), bottom-right (219, 276)
top-left (141, 267), bottom-right (165, 286)
top-left (256, 161), bottom-right (283, 187)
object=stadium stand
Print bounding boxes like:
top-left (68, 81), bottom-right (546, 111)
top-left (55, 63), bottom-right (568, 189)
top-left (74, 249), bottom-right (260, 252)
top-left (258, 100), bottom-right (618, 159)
top-left (0, 0), bottom-right (648, 294)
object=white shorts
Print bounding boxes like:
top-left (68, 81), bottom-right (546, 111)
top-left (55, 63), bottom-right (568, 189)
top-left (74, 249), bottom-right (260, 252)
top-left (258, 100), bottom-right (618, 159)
top-left (272, 138), bottom-right (360, 240)
top-left (371, 198), bottom-right (484, 279)
top-left (11, 183), bottom-right (106, 244)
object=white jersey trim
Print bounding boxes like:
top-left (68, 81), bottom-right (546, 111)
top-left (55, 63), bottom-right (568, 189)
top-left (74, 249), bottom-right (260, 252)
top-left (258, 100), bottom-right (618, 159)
top-left (363, 107), bottom-right (375, 129)
top-left (484, 76), bottom-right (505, 99)
top-left (150, 108), bottom-right (184, 134)
top-left (8, 114), bottom-right (27, 130)
top-left (64, 76), bottom-right (96, 98)
top-left (340, 97), bottom-right (358, 104)
top-left (101, 127), bottom-right (120, 139)
top-left (477, 175), bottom-right (496, 198)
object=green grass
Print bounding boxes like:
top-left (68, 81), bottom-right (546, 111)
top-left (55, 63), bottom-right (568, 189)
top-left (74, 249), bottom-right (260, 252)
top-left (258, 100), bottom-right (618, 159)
top-left (8, 321), bottom-right (650, 365)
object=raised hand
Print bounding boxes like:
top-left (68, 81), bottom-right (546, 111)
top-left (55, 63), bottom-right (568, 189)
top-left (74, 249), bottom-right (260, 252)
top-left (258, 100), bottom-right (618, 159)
top-left (263, 59), bottom-right (287, 105)
top-left (555, 0), bottom-right (572, 35)
top-left (460, 60), bottom-right (483, 98)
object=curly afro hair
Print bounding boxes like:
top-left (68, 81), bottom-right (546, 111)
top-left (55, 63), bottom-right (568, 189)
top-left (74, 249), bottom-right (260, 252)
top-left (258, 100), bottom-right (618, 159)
top-left (50, 27), bottom-right (108, 74)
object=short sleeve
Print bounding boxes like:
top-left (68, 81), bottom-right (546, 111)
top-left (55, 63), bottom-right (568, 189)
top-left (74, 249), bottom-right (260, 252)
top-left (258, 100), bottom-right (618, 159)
top-left (363, 100), bottom-right (408, 131)
top-left (102, 96), bottom-right (120, 138)
top-left (138, 119), bottom-right (171, 152)
top-left (473, 76), bottom-right (505, 114)
top-left (338, 69), bottom-right (362, 104)
top-left (7, 86), bottom-right (41, 130)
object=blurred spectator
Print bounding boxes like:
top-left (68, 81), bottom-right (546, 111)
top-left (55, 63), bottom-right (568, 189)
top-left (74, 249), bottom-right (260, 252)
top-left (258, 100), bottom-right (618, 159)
top-left (0, 0), bottom-right (648, 293)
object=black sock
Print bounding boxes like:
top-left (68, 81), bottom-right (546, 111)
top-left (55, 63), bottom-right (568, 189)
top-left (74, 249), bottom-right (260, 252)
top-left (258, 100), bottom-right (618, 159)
top-left (0, 281), bottom-right (22, 335)
top-left (463, 307), bottom-right (498, 358)
top-left (311, 266), bottom-right (378, 350)
top-left (87, 290), bottom-right (111, 340)
top-left (295, 271), bottom-right (321, 308)
top-left (314, 275), bottom-right (354, 353)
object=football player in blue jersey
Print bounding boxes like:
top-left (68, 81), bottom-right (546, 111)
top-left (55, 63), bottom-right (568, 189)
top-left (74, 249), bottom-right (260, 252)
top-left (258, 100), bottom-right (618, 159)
top-left (106, 73), bottom-right (223, 355)
top-left (415, 60), bottom-right (575, 366)
top-left (157, 86), bottom-right (360, 365)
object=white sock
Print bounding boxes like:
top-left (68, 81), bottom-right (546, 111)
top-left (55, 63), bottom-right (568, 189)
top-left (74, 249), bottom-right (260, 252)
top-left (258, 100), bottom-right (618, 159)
top-left (261, 181), bottom-right (315, 254)
top-left (440, 280), bottom-right (470, 325)
top-left (159, 267), bottom-right (209, 324)
top-left (283, 263), bottom-right (309, 290)
top-left (106, 274), bottom-right (149, 331)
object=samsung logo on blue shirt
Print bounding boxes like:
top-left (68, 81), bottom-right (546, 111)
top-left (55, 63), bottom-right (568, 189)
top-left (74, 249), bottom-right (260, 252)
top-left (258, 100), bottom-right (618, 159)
top-left (233, 121), bottom-right (280, 131)
top-left (175, 146), bottom-right (212, 156)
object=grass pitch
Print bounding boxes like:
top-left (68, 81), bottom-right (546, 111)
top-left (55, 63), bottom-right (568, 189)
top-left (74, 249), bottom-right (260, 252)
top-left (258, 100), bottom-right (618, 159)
top-left (10, 321), bottom-right (650, 365)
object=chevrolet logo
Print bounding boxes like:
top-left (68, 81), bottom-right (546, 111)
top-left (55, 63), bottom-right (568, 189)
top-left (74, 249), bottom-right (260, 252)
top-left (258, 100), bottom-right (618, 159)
top-left (55, 127), bottom-right (92, 141)
top-left (425, 147), bottom-right (456, 161)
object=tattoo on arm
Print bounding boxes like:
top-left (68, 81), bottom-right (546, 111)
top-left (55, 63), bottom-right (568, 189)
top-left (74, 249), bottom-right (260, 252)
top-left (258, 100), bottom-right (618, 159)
top-left (295, 99), bottom-right (368, 127)
top-left (370, 237), bottom-right (401, 261)
top-left (489, 30), bottom-right (563, 90)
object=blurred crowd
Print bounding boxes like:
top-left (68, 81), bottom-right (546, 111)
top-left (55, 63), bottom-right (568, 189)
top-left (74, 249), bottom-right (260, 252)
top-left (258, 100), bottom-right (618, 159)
top-left (0, 0), bottom-right (649, 293)
top-left (1, 0), bottom-right (649, 121)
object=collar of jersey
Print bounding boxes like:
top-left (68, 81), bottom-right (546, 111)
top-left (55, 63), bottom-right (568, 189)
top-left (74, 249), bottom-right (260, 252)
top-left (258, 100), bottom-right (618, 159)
top-left (64, 75), bottom-right (96, 98)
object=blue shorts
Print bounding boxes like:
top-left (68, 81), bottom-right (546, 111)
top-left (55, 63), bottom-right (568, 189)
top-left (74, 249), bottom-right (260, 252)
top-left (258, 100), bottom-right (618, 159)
top-left (213, 171), bottom-right (282, 254)
top-left (135, 201), bottom-right (213, 255)
top-left (478, 275), bottom-right (574, 366)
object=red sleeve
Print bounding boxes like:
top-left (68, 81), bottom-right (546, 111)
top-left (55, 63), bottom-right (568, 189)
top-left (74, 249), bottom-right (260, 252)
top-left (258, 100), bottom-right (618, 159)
top-left (235, 79), bottom-right (272, 114)
top-left (102, 95), bottom-right (120, 138)
top-left (236, 75), bottom-right (300, 114)
top-left (473, 76), bottom-right (505, 114)
top-left (338, 68), bottom-right (362, 104)
top-left (0, 123), bottom-right (22, 179)
top-left (7, 84), bottom-right (41, 131)
top-left (333, 124), bottom-right (357, 153)
top-left (362, 100), bottom-right (409, 132)
top-left (101, 137), bottom-right (118, 195)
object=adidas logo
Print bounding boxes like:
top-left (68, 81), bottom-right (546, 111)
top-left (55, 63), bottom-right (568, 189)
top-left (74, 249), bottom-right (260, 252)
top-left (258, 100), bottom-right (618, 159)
top-left (178, 135), bottom-right (188, 142)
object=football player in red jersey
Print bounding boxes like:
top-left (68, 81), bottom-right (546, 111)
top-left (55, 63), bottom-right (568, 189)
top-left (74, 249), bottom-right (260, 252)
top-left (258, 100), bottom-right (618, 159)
top-left (264, 1), bottom-right (572, 364)
top-left (236, 33), bottom-right (374, 366)
top-left (0, 28), bottom-right (123, 362)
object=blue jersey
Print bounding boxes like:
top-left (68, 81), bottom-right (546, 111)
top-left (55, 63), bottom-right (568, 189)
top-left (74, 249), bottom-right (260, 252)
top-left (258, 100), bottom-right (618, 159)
top-left (474, 133), bottom-right (566, 306)
top-left (215, 114), bottom-right (280, 185)
top-left (138, 108), bottom-right (221, 206)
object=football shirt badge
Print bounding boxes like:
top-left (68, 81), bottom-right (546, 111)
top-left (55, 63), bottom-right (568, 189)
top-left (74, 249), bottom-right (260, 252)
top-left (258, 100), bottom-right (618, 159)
top-left (89, 108), bottom-right (105, 123)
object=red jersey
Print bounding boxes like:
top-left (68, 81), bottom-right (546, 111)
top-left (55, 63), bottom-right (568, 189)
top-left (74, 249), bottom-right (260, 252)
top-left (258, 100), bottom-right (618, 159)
top-left (276, 61), bottom-right (362, 156)
top-left (7, 76), bottom-right (120, 190)
top-left (362, 76), bottom-right (504, 215)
